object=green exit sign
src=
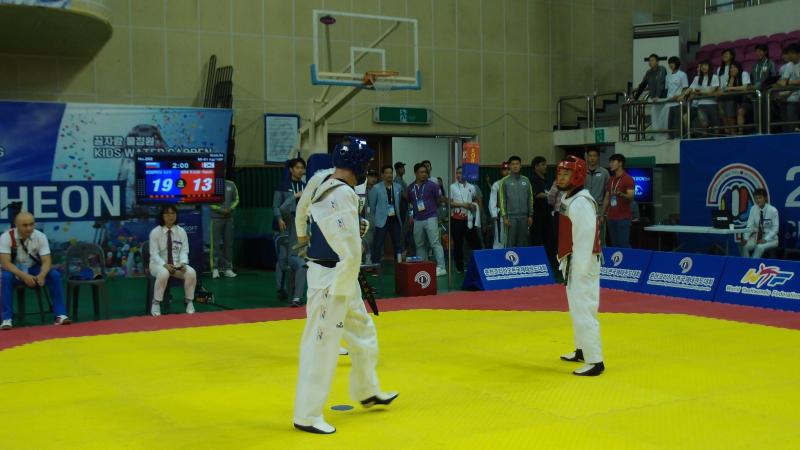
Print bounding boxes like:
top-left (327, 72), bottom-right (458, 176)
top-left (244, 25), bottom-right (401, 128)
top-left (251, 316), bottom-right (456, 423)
top-left (594, 128), bottom-right (606, 143)
top-left (373, 107), bottom-right (432, 125)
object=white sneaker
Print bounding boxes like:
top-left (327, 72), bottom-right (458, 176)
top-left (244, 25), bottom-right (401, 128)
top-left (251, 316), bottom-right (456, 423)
top-left (151, 301), bottom-right (161, 317)
top-left (185, 301), bottom-right (195, 314)
top-left (1, 319), bottom-right (11, 330)
top-left (54, 315), bottom-right (72, 325)
top-left (212, 269), bottom-right (220, 279)
top-left (223, 269), bottom-right (237, 278)
top-left (338, 346), bottom-right (349, 356)
top-left (436, 267), bottom-right (447, 277)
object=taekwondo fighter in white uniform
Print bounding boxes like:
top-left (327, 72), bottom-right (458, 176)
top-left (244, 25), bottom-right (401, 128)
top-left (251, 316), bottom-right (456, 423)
top-left (293, 138), bottom-right (398, 434)
top-left (555, 155), bottom-right (605, 376)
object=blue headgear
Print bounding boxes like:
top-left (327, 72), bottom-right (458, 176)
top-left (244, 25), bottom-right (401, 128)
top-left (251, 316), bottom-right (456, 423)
top-left (332, 137), bottom-right (374, 177)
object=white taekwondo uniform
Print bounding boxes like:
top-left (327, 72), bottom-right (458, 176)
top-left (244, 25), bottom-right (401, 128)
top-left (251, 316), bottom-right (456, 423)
top-left (293, 175), bottom-right (385, 429)
top-left (557, 189), bottom-right (604, 365)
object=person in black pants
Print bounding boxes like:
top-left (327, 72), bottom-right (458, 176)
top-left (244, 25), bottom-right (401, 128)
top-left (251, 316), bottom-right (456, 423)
top-left (449, 166), bottom-right (483, 273)
top-left (367, 165), bottom-right (405, 264)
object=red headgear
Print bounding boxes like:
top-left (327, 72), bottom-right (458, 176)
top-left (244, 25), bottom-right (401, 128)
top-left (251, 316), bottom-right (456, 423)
top-left (556, 155), bottom-right (587, 188)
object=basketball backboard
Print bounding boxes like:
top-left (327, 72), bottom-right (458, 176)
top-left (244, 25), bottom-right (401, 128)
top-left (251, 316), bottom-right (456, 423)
top-left (311, 10), bottom-right (420, 91)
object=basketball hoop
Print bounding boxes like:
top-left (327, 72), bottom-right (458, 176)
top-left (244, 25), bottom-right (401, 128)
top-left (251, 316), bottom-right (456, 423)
top-left (363, 70), bottom-right (399, 92)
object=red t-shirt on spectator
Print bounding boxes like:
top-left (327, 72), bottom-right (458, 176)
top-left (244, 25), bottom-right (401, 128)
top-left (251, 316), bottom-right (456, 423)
top-left (606, 171), bottom-right (635, 220)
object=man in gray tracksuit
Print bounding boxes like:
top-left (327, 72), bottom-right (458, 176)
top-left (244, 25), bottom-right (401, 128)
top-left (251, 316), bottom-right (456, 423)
top-left (497, 155), bottom-right (533, 247)
top-left (210, 179), bottom-right (240, 278)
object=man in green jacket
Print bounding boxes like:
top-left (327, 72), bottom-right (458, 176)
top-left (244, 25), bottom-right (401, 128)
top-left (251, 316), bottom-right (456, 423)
top-left (498, 155), bottom-right (533, 247)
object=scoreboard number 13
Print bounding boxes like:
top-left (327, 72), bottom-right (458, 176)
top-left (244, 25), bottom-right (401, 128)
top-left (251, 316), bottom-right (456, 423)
top-left (193, 178), bottom-right (213, 192)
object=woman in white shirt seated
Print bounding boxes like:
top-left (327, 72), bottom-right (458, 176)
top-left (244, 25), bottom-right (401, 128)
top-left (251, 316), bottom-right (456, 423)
top-left (148, 204), bottom-right (196, 316)
top-left (720, 61), bottom-right (752, 135)
top-left (682, 60), bottom-right (720, 137)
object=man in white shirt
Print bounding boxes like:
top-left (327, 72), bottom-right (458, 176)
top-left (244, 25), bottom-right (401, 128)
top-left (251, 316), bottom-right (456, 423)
top-left (742, 189), bottom-right (780, 259)
top-left (449, 166), bottom-right (483, 273)
top-left (489, 161), bottom-right (509, 248)
top-left (777, 43), bottom-right (800, 132)
top-left (148, 205), bottom-right (197, 316)
top-left (0, 212), bottom-right (71, 329)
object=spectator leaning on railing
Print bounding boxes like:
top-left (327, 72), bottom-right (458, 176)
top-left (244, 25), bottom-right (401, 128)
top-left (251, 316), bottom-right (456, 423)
top-left (683, 60), bottom-right (720, 136)
top-left (777, 43), bottom-right (800, 132)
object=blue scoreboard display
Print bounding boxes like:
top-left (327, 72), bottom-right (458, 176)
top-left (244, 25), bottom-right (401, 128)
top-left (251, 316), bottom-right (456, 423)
top-left (135, 153), bottom-right (226, 204)
top-left (627, 167), bottom-right (654, 203)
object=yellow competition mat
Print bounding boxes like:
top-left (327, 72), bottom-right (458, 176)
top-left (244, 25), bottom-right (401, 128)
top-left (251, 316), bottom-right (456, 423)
top-left (0, 310), bottom-right (798, 449)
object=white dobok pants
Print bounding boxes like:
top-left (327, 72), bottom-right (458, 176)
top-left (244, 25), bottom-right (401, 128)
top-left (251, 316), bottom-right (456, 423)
top-left (566, 257), bottom-right (603, 364)
top-left (149, 263), bottom-right (196, 302)
top-left (293, 262), bottom-right (381, 426)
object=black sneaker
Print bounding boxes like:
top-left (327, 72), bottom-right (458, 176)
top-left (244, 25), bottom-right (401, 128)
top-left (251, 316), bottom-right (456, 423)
top-left (277, 289), bottom-right (288, 301)
top-left (560, 349), bottom-right (584, 362)
top-left (360, 392), bottom-right (399, 408)
top-left (573, 362), bottom-right (605, 376)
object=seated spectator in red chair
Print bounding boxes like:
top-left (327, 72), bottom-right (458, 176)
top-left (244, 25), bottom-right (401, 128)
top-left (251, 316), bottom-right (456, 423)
top-left (751, 44), bottom-right (777, 90)
top-left (0, 211), bottom-right (71, 329)
top-left (720, 61), bottom-right (752, 135)
top-left (687, 60), bottom-right (721, 136)
top-left (742, 189), bottom-right (779, 259)
top-left (148, 204), bottom-right (196, 316)
top-left (715, 48), bottom-right (736, 85)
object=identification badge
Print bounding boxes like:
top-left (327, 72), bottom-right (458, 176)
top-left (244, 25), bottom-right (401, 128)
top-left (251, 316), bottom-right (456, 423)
top-left (416, 199), bottom-right (426, 211)
top-left (610, 195), bottom-right (618, 207)
top-left (388, 208), bottom-right (395, 216)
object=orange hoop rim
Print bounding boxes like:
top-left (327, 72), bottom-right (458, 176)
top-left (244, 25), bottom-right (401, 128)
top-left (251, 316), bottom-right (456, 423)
top-left (363, 70), bottom-right (400, 87)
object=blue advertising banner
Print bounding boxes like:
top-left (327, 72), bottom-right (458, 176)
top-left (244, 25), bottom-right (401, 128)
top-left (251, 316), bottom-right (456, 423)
top-left (0, 101), bottom-right (233, 276)
top-left (462, 246), bottom-right (554, 291)
top-left (641, 252), bottom-right (726, 301)
top-left (680, 134), bottom-right (800, 254)
top-left (715, 257), bottom-right (800, 312)
top-left (600, 247), bottom-right (653, 291)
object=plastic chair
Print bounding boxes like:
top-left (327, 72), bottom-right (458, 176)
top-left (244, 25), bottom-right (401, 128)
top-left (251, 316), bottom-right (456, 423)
top-left (141, 243), bottom-right (182, 315)
top-left (14, 285), bottom-right (51, 324)
top-left (65, 242), bottom-right (109, 320)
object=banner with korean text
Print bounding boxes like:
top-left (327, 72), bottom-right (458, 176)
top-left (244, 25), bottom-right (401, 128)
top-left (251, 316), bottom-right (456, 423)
top-left (0, 101), bottom-right (232, 276)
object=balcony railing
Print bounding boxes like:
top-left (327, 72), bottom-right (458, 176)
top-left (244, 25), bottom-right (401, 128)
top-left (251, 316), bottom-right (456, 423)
top-left (556, 91), bottom-right (627, 131)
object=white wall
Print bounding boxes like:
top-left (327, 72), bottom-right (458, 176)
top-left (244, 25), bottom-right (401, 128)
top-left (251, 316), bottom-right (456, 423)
top-left (391, 137), bottom-right (453, 189)
top-left (701, 0), bottom-right (800, 44)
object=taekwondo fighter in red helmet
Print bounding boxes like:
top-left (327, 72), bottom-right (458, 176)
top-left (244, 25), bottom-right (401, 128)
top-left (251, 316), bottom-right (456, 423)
top-left (555, 155), bottom-right (605, 376)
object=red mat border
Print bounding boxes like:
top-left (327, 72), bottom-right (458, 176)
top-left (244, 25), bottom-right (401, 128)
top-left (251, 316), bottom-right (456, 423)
top-left (2, 284), bottom-right (799, 351)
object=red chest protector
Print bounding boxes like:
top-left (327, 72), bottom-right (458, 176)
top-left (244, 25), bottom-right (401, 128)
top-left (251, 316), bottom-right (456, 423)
top-left (557, 195), bottom-right (601, 261)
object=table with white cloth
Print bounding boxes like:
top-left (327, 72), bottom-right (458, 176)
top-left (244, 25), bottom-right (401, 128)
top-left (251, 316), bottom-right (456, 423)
top-left (645, 225), bottom-right (752, 255)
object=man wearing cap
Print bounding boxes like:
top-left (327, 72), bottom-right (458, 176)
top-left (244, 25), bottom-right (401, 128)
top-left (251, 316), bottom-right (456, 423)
top-left (293, 137), bottom-right (398, 435)
top-left (489, 161), bottom-right (510, 248)
top-left (555, 156), bottom-right (605, 377)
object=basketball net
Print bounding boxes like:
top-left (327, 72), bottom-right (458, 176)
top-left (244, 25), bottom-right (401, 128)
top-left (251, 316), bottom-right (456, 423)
top-left (363, 70), bottom-right (399, 99)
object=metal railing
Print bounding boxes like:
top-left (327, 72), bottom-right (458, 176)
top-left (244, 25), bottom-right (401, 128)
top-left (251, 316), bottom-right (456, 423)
top-left (556, 95), bottom-right (592, 130)
top-left (687, 89), bottom-right (763, 138)
top-left (703, 0), bottom-right (762, 14)
top-left (556, 91), bottom-right (627, 130)
top-left (766, 85), bottom-right (800, 132)
top-left (620, 99), bottom-right (685, 142)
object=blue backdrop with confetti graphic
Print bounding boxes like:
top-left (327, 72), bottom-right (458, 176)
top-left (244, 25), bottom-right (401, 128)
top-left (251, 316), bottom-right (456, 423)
top-left (0, 101), bottom-right (232, 277)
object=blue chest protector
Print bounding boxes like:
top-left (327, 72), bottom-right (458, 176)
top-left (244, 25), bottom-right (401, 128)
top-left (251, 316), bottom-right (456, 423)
top-left (308, 221), bottom-right (339, 262)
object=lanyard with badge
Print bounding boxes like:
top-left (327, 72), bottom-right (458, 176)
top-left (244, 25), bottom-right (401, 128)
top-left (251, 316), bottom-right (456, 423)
top-left (610, 177), bottom-right (622, 207)
top-left (413, 183), bottom-right (426, 212)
